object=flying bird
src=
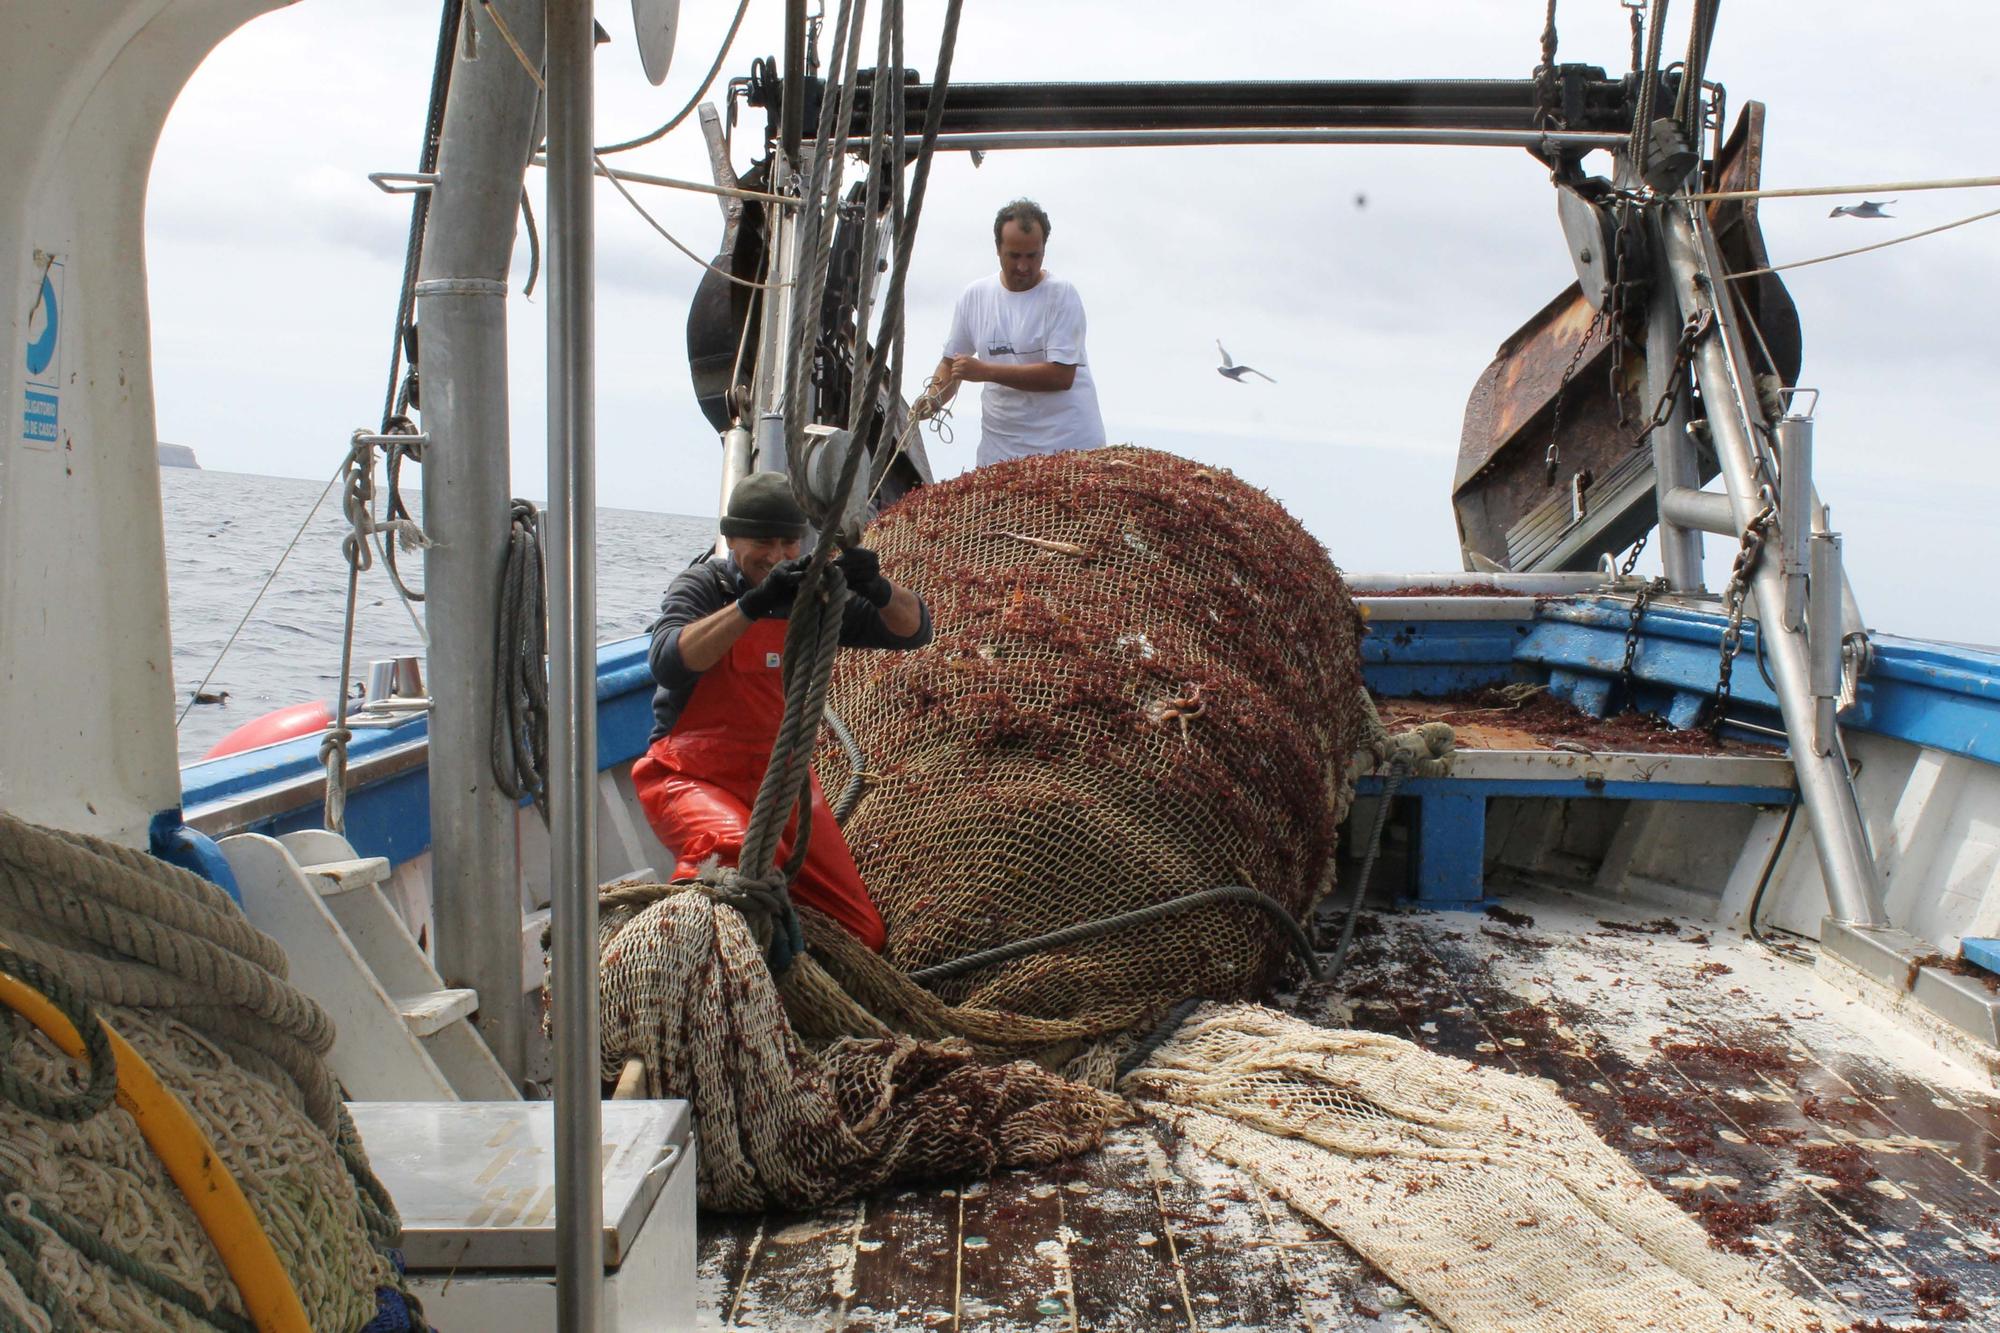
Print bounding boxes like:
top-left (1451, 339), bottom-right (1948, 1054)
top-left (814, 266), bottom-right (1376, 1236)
top-left (1829, 199), bottom-right (1896, 219)
top-left (1216, 340), bottom-right (1276, 384)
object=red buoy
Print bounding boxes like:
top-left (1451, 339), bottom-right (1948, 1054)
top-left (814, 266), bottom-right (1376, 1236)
top-left (202, 700), bottom-right (333, 760)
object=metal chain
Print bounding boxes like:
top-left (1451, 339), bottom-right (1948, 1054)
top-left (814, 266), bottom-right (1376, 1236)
top-left (1618, 530), bottom-right (1649, 578)
top-left (1618, 567), bottom-right (1667, 712)
top-left (1546, 304), bottom-right (1610, 485)
top-left (1633, 307), bottom-right (1712, 447)
top-left (1710, 502), bottom-right (1776, 733)
top-left (1532, 0), bottom-right (1561, 133)
top-left (1606, 204), bottom-right (1638, 427)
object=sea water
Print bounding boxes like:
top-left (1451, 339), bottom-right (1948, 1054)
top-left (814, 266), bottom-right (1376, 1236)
top-left (162, 468), bottom-right (716, 765)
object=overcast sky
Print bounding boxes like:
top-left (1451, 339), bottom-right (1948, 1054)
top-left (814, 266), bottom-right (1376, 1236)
top-left (147, 1), bottom-right (1998, 642)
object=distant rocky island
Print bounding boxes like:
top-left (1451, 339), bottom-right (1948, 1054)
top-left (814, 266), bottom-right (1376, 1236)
top-left (157, 442), bottom-right (200, 469)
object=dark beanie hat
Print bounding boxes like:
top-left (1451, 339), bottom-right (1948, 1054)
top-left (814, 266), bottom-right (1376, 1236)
top-left (719, 471), bottom-right (809, 540)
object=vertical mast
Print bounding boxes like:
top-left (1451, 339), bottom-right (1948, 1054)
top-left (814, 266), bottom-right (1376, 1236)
top-left (546, 0), bottom-right (603, 1326)
top-left (418, 0), bottom-right (546, 1087)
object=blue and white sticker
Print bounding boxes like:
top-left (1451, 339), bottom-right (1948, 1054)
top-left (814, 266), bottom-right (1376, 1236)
top-left (764, 651), bottom-right (782, 669)
top-left (21, 257), bottom-right (62, 449)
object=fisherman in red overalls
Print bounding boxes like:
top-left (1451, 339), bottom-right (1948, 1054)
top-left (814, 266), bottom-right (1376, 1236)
top-left (631, 472), bottom-right (931, 951)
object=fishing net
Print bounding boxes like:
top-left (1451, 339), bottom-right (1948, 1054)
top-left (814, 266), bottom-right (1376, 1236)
top-left (597, 447), bottom-right (1376, 1212)
top-left (819, 445), bottom-right (1372, 1037)
top-left (595, 888), bottom-right (1129, 1212)
top-left (0, 812), bottom-right (407, 1332)
top-left (1128, 1004), bottom-right (1834, 1333)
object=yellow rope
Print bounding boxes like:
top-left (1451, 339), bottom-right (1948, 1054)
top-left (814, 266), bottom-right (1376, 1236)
top-left (0, 968), bottom-right (312, 1333)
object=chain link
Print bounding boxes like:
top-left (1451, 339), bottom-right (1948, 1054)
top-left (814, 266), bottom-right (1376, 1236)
top-left (1634, 308), bottom-right (1712, 447)
top-left (1618, 556), bottom-right (1666, 712)
top-left (1710, 502), bottom-right (1776, 733)
top-left (1546, 304), bottom-right (1610, 485)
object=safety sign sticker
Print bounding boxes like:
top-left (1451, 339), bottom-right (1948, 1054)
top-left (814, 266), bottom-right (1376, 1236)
top-left (22, 255), bottom-right (63, 449)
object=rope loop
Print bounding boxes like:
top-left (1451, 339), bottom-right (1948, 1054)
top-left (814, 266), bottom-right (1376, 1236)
top-left (0, 952), bottom-right (117, 1125)
top-left (698, 865), bottom-right (806, 974)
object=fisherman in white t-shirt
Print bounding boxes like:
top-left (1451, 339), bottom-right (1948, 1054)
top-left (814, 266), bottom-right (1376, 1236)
top-left (916, 199), bottom-right (1106, 469)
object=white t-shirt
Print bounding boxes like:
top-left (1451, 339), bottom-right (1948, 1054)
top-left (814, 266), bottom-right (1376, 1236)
top-left (942, 272), bottom-right (1106, 468)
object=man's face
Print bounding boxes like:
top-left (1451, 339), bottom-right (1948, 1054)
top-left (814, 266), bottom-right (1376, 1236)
top-left (996, 219), bottom-right (1046, 292)
top-left (728, 534), bottom-right (802, 588)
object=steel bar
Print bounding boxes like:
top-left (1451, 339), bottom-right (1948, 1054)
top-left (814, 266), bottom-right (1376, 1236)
top-left (780, 0), bottom-right (805, 163)
top-left (418, 0), bottom-right (544, 1087)
top-left (844, 75), bottom-right (1635, 135)
top-left (528, 154), bottom-right (795, 206)
top-left (546, 0), bottom-right (603, 1325)
top-left (849, 128), bottom-right (1629, 154)
top-left (1658, 486), bottom-right (1737, 536)
top-left (1776, 413), bottom-right (1813, 630)
top-left (1809, 532), bottom-right (1843, 754)
top-left (715, 424), bottom-right (752, 557)
top-left (1662, 202), bottom-right (1886, 928)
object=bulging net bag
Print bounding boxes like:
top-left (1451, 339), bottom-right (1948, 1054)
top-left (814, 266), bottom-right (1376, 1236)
top-left (820, 446), bottom-right (1371, 1039)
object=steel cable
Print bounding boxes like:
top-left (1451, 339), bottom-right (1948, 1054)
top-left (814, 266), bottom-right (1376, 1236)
top-left (909, 885), bottom-right (1323, 987)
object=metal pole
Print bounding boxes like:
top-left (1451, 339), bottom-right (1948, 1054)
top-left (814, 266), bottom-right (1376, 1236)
top-left (418, 0), bottom-right (546, 1089)
top-left (845, 127), bottom-right (1631, 153)
top-left (546, 0), bottom-right (602, 1326)
top-left (781, 0), bottom-right (806, 164)
top-left (1661, 203), bottom-right (1886, 928)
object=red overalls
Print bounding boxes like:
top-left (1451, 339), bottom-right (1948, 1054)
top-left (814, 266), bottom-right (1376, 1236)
top-left (630, 615), bottom-right (887, 951)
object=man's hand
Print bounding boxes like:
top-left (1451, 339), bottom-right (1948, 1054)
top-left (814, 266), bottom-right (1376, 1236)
top-left (947, 354), bottom-right (988, 384)
top-left (737, 557), bottom-right (811, 620)
top-left (836, 546), bottom-right (894, 608)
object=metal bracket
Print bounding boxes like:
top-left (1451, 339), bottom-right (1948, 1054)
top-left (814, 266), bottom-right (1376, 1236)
top-left (370, 172), bottom-right (441, 195)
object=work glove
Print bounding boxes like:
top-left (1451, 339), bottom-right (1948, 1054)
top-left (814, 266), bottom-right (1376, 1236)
top-left (836, 546), bottom-right (894, 608)
top-left (737, 557), bottom-right (811, 620)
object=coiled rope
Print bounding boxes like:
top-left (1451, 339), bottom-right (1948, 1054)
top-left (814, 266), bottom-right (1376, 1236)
top-left (493, 498), bottom-right (550, 812)
top-left (0, 815), bottom-right (410, 1328)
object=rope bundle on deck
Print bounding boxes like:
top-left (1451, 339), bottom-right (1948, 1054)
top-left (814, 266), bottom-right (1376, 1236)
top-left (0, 812), bottom-right (410, 1333)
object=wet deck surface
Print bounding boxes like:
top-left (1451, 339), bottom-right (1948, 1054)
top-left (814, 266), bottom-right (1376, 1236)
top-left (697, 891), bottom-right (2000, 1330)
top-left (1377, 692), bottom-right (1779, 757)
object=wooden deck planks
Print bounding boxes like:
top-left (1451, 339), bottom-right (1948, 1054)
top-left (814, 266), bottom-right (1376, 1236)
top-left (726, 1204), bottom-right (860, 1330)
top-left (840, 1184), bottom-right (962, 1331)
top-left (1056, 1125), bottom-right (1197, 1331)
top-left (955, 1168), bottom-right (1071, 1330)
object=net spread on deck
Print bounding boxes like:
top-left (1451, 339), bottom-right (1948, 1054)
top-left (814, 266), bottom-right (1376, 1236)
top-left (1130, 1004), bottom-right (1834, 1332)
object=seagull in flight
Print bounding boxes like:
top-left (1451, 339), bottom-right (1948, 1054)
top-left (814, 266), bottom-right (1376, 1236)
top-left (1829, 199), bottom-right (1896, 219)
top-left (1216, 340), bottom-right (1276, 384)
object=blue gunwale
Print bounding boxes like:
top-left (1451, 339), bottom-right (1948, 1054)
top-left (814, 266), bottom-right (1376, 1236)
top-left (177, 595), bottom-right (2000, 872)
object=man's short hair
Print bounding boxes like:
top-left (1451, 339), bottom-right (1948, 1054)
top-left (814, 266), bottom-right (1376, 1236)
top-left (993, 198), bottom-right (1052, 247)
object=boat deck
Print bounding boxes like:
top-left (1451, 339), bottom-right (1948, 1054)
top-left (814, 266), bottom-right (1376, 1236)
top-left (697, 891), bottom-right (2000, 1330)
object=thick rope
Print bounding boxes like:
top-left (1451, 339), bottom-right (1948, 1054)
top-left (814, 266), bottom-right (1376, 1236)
top-left (0, 815), bottom-right (339, 1129)
top-left (695, 0), bottom-right (965, 973)
top-left (493, 498), bottom-right (550, 812)
top-left (0, 953), bottom-right (115, 1125)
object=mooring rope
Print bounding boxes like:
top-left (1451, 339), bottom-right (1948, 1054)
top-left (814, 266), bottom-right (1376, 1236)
top-left (493, 498), bottom-right (550, 812)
